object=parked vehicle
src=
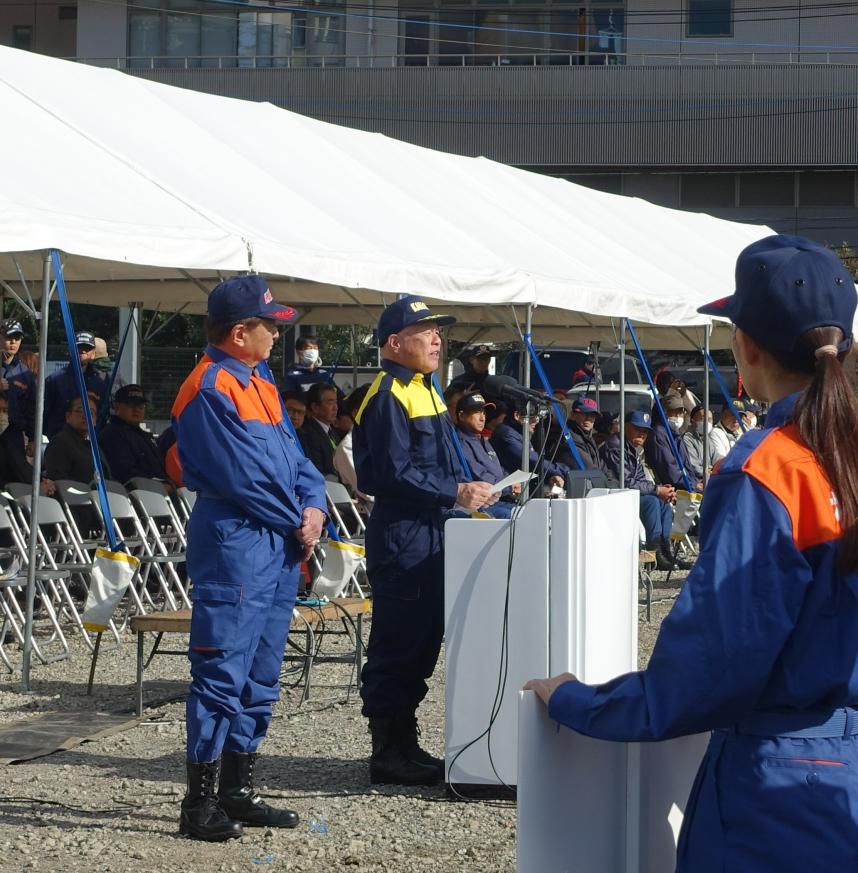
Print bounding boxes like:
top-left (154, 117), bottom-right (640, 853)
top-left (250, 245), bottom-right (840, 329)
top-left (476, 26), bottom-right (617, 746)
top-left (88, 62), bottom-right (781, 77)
top-left (502, 347), bottom-right (643, 392)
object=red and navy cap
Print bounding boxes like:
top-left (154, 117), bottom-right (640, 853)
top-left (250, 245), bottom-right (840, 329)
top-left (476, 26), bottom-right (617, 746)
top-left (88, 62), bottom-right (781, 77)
top-left (571, 396), bottom-right (600, 414)
top-left (698, 234), bottom-right (856, 355)
top-left (378, 295), bottom-right (456, 346)
top-left (207, 275), bottom-right (297, 326)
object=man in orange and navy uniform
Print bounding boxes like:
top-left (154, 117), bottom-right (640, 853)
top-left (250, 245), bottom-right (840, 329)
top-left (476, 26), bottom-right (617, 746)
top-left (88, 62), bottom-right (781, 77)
top-left (172, 275), bottom-right (326, 842)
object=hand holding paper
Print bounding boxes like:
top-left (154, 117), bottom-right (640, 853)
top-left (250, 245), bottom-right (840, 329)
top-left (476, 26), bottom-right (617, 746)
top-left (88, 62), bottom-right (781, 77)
top-left (490, 470), bottom-right (536, 495)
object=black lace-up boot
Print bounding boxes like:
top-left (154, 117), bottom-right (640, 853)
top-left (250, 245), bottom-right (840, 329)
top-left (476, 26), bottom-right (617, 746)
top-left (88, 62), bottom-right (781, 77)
top-left (217, 751), bottom-right (299, 828)
top-left (369, 715), bottom-right (442, 786)
top-left (179, 760), bottom-right (243, 842)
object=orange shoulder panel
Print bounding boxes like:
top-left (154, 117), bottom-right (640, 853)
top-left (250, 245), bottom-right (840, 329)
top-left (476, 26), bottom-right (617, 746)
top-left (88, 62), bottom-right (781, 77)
top-left (211, 369), bottom-right (284, 425)
top-left (172, 357), bottom-right (213, 420)
top-left (742, 423), bottom-right (841, 551)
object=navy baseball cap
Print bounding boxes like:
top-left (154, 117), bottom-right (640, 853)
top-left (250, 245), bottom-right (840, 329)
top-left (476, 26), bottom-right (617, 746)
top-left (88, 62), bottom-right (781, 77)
top-left (75, 330), bottom-right (96, 349)
top-left (377, 295), bottom-right (456, 346)
top-left (208, 275), bottom-right (297, 326)
top-left (1, 319), bottom-right (23, 337)
top-left (698, 234), bottom-right (856, 355)
top-left (626, 409), bottom-right (653, 430)
top-left (467, 344), bottom-right (494, 358)
top-left (114, 384), bottom-right (146, 405)
top-left (571, 396), bottom-right (600, 414)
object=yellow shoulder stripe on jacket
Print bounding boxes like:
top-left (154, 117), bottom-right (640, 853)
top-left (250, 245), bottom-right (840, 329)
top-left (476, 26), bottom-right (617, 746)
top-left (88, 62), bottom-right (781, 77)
top-left (354, 371), bottom-right (445, 424)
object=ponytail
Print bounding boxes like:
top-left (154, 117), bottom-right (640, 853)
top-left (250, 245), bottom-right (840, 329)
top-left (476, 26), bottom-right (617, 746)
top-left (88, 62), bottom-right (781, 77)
top-left (783, 326), bottom-right (858, 573)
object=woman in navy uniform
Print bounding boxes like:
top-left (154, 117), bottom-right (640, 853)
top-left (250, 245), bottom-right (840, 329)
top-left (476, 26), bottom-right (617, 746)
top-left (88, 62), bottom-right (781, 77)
top-left (526, 234), bottom-right (858, 872)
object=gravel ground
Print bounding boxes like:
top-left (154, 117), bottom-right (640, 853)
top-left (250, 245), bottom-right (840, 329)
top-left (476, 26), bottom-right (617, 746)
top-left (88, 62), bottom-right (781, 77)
top-left (0, 568), bottom-right (687, 873)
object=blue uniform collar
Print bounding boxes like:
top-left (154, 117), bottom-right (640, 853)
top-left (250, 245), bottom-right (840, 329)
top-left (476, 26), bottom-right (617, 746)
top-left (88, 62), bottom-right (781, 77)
top-left (764, 391), bottom-right (803, 429)
top-left (205, 344), bottom-right (254, 387)
top-left (381, 357), bottom-right (423, 385)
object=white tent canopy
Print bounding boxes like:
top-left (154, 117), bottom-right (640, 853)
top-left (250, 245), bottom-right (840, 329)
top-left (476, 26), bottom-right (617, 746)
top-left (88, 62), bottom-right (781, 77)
top-left (0, 45), bottom-right (774, 349)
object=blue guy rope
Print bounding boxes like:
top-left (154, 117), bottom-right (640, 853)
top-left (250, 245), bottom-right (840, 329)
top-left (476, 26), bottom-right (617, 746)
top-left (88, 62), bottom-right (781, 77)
top-left (624, 319), bottom-right (693, 492)
top-left (702, 349), bottom-right (748, 434)
top-left (431, 372), bottom-right (472, 481)
top-left (523, 334), bottom-right (586, 471)
top-left (50, 250), bottom-right (120, 552)
top-left (97, 310), bottom-right (136, 430)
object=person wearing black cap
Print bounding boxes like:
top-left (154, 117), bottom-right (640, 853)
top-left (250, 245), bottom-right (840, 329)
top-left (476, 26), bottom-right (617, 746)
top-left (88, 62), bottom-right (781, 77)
top-left (353, 295), bottom-right (497, 786)
top-left (528, 235), bottom-right (858, 872)
top-left (43, 329), bottom-right (108, 438)
top-left (448, 343), bottom-right (494, 393)
top-left (97, 384), bottom-right (165, 485)
top-left (171, 275), bottom-right (327, 842)
top-left (0, 318), bottom-right (35, 439)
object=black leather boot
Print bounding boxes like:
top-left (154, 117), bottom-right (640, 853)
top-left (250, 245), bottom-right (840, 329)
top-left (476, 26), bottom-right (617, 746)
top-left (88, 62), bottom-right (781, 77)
top-left (369, 716), bottom-right (442, 786)
top-left (395, 710), bottom-right (445, 778)
top-left (218, 751), bottom-right (299, 828)
top-left (179, 760), bottom-right (243, 842)
top-left (658, 538), bottom-right (694, 571)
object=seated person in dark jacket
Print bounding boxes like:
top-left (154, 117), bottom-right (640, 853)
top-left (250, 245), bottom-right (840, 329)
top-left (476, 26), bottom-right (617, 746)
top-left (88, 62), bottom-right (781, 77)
top-left (298, 382), bottom-right (340, 480)
top-left (643, 393), bottom-right (699, 491)
top-left (448, 344), bottom-right (494, 393)
top-left (0, 391), bottom-right (54, 495)
top-left (43, 331), bottom-right (108, 438)
top-left (490, 404), bottom-right (570, 490)
top-left (600, 410), bottom-right (691, 570)
top-left (455, 392), bottom-right (520, 519)
top-left (98, 384), bottom-right (166, 486)
top-left (44, 394), bottom-right (112, 484)
top-left (554, 395), bottom-right (610, 474)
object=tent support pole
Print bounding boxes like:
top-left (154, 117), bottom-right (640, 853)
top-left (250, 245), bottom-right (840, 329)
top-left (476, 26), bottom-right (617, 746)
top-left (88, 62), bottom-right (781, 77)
top-left (619, 319), bottom-right (626, 489)
top-left (21, 253), bottom-right (51, 690)
top-left (703, 325), bottom-right (711, 488)
top-left (521, 303), bottom-right (533, 478)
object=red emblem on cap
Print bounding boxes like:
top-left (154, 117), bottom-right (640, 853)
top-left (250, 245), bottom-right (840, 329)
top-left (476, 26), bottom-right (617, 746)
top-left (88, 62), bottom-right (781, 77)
top-left (263, 289), bottom-right (273, 304)
top-left (272, 307), bottom-right (297, 321)
top-left (708, 297), bottom-right (730, 310)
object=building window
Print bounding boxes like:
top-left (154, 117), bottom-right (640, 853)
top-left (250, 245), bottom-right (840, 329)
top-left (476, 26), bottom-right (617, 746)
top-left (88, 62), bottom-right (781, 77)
top-left (739, 173), bottom-right (795, 207)
top-left (687, 0), bottom-right (732, 38)
top-left (799, 172), bottom-right (855, 207)
top-left (680, 174), bottom-right (736, 209)
top-left (12, 25), bottom-right (33, 50)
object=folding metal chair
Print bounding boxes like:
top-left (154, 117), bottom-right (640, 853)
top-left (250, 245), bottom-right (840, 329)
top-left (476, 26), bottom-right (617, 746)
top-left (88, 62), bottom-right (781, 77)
top-left (0, 497), bottom-right (70, 667)
top-left (93, 489), bottom-right (189, 612)
top-left (174, 487), bottom-right (197, 525)
top-left (54, 479), bottom-right (105, 552)
top-left (324, 481), bottom-right (366, 541)
top-left (14, 494), bottom-right (120, 650)
top-left (129, 488), bottom-right (189, 603)
top-left (127, 477), bottom-right (170, 496)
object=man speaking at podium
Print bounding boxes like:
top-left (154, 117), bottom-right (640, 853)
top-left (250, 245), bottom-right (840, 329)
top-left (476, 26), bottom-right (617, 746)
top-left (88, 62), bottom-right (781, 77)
top-left (353, 295), bottom-right (497, 786)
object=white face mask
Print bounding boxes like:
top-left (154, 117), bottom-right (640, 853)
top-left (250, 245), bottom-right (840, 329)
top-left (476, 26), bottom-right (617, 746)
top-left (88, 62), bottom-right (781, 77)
top-left (299, 348), bottom-right (319, 367)
top-left (0, 413), bottom-right (9, 434)
top-left (694, 421), bottom-right (712, 436)
top-left (667, 415), bottom-right (685, 431)
top-left (746, 414), bottom-right (757, 429)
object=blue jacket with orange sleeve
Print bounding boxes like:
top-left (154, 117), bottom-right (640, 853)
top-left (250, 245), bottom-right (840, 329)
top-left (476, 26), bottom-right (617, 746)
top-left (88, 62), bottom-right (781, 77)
top-left (172, 345), bottom-right (326, 534)
top-left (549, 391), bottom-right (858, 741)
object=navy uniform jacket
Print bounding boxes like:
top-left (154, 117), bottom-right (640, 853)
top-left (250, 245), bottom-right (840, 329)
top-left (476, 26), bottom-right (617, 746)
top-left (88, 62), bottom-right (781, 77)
top-left (298, 416), bottom-right (339, 480)
top-left (43, 423), bottom-right (112, 483)
top-left (98, 415), bottom-right (165, 485)
top-left (353, 359), bottom-right (462, 513)
top-left (599, 434), bottom-right (657, 495)
top-left (644, 421), bottom-right (692, 488)
top-left (490, 420), bottom-right (569, 480)
top-left (554, 420), bottom-right (603, 472)
top-left (455, 425), bottom-right (505, 486)
top-left (43, 363), bottom-right (107, 437)
top-left (2, 356), bottom-right (35, 438)
top-left (282, 364), bottom-right (342, 397)
top-left (549, 392), bottom-right (858, 741)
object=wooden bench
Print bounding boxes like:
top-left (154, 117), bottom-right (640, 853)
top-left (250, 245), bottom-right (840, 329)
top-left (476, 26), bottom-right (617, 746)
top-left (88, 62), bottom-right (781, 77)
top-left (125, 598), bottom-right (371, 715)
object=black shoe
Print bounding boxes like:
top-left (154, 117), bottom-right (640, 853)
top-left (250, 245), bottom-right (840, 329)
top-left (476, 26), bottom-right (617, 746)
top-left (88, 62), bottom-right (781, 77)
top-left (218, 751), bottom-right (299, 829)
top-left (657, 539), bottom-right (695, 571)
top-left (369, 716), bottom-right (442, 786)
top-left (179, 760), bottom-right (243, 842)
top-left (395, 710), bottom-right (445, 778)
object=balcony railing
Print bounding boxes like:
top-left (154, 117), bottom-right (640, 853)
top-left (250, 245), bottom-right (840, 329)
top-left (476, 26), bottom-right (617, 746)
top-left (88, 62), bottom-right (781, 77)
top-left (73, 49), bottom-right (858, 70)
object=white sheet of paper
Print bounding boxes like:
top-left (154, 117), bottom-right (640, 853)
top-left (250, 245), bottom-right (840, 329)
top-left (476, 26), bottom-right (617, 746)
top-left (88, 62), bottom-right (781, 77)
top-left (490, 470), bottom-right (536, 494)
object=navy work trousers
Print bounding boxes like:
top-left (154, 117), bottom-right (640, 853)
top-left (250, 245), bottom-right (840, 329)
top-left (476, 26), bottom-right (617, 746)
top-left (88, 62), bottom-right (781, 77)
top-left (677, 726), bottom-right (858, 872)
top-left (360, 504), bottom-right (445, 717)
top-left (185, 497), bottom-right (299, 763)
top-left (639, 493), bottom-right (672, 544)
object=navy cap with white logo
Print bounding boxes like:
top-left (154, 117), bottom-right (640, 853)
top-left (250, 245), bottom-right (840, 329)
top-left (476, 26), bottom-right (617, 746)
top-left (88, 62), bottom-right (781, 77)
top-left (626, 410), bottom-right (653, 430)
top-left (1, 319), bottom-right (23, 338)
top-left (75, 330), bottom-right (96, 349)
top-left (377, 295), bottom-right (456, 347)
top-left (457, 392), bottom-right (496, 414)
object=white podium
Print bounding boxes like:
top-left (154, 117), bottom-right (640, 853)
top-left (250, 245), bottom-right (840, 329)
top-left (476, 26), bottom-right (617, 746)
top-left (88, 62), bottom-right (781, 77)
top-left (444, 491), bottom-right (640, 788)
top-left (517, 691), bottom-right (709, 873)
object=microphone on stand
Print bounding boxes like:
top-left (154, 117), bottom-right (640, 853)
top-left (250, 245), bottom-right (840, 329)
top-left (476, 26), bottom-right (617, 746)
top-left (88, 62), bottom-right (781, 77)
top-left (483, 374), bottom-right (553, 407)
